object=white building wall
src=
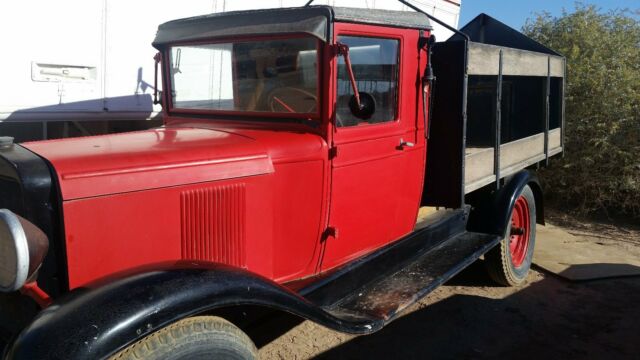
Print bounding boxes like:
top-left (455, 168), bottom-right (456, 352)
top-left (0, 0), bottom-right (460, 133)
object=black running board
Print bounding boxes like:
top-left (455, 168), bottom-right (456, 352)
top-left (324, 231), bottom-right (500, 322)
top-left (301, 208), bottom-right (501, 327)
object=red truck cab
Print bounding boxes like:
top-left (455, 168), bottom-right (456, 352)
top-left (20, 7), bottom-right (429, 288)
top-left (0, 5), bottom-right (565, 359)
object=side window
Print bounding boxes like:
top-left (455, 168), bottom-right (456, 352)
top-left (336, 36), bottom-right (399, 127)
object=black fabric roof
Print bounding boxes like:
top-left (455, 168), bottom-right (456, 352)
top-left (152, 6), bottom-right (431, 48)
top-left (451, 13), bottom-right (562, 56)
top-left (332, 6), bottom-right (432, 31)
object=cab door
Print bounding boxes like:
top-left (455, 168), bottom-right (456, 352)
top-left (321, 24), bottom-right (426, 271)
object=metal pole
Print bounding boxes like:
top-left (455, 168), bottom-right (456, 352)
top-left (544, 56), bottom-right (551, 166)
top-left (460, 48), bottom-right (469, 205)
top-left (494, 50), bottom-right (503, 190)
top-left (561, 58), bottom-right (566, 158)
top-left (398, 0), bottom-right (471, 42)
top-left (42, 122), bottom-right (48, 140)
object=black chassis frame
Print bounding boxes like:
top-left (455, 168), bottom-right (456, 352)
top-left (4, 170), bottom-right (542, 360)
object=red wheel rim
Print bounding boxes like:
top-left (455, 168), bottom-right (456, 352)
top-left (509, 195), bottom-right (531, 267)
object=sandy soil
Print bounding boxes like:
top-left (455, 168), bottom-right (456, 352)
top-left (258, 214), bottom-right (640, 360)
top-left (546, 208), bottom-right (640, 254)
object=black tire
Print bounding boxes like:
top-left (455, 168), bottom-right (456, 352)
top-left (485, 185), bottom-right (536, 286)
top-left (109, 316), bottom-right (257, 360)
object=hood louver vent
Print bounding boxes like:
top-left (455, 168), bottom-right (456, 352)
top-left (180, 183), bottom-right (247, 267)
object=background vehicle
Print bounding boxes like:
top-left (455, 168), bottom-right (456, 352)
top-left (0, 2), bottom-right (564, 359)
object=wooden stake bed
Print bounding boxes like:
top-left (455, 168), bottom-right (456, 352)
top-left (465, 128), bottom-right (562, 193)
top-left (423, 14), bottom-right (565, 208)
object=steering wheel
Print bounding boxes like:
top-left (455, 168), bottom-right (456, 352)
top-left (267, 87), bottom-right (317, 114)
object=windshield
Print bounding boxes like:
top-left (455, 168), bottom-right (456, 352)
top-left (169, 37), bottom-right (319, 116)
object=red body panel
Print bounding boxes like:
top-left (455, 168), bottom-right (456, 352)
top-left (23, 128), bottom-right (273, 200)
top-left (20, 21), bottom-right (430, 289)
top-left (321, 24), bottom-right (426, 270)
top-left (164, 119), bottom-right (330, 282)
top-left (62, 176), bottom-right (274, 288)
top-left (25, 121), bottom-right (329, 288)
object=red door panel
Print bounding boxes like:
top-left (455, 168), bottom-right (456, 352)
top-left (321, 24), bottom-right (425, 271)
top-left (324, 140), bottom-right (424, 269)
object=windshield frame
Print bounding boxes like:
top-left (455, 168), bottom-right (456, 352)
top-left (164, 33), bottom-right (323, 122)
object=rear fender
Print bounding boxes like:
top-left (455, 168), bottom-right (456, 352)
top-left (5, 262), bottom-right (380, 360)
top-left (467, 170), bottom-right (544, 238)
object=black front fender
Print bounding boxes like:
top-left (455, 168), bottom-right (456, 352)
top-left (5, 262), bottom-right (380, 360)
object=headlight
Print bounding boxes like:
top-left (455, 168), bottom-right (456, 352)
top-left (0, 209), bottom-right (48, 292)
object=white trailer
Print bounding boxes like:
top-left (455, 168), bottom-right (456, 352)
top-left (0, 0), bottom-right (460, 141)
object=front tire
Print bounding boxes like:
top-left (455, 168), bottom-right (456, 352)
top-left (485, 185), bottom-right (536, 286)
top-left (110, 316), bottom-right (257, 360)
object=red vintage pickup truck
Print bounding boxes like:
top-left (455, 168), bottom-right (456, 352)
top-left (0, 3), bottom-right (564, 359)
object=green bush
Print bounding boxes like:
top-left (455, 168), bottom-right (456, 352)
top-left (523, 4), bottom-right (640, 218)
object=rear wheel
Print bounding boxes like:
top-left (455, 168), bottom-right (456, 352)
top-left (110, 316), bottom-right (257, 360)
top-left (485, 185), bottom-right (536, 286)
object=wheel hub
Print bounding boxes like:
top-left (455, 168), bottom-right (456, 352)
top-left (509, 196), bottom-right (531, 267)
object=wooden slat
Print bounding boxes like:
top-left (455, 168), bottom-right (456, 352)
top-left (468, 43), bottom-right (564, 77)
top-left (464, 128), bottom-right (562, 193)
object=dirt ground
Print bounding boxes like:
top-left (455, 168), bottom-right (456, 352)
top-left (258, 212), bottom-right (640, 360)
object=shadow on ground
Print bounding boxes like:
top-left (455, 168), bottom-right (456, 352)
top-left (255, 261), bottom-right (640, 359)
top-left (307, 262), bottom-right (640, 359)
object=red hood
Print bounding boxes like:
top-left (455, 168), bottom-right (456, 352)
top-left (22, 127), bottom-right (273, 200)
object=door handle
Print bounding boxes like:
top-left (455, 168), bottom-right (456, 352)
top-left (398, 138), bottom-right (415, 149)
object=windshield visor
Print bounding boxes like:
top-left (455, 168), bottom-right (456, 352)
top-left (169, 37), bottom-right (319, 116)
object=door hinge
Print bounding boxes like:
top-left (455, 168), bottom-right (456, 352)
top-left (329, 146), bottom-right (338, 159)
top-left (328, 43), bottom-right (342, 57)
top-left (322, 226), bottom-right (338, 242)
